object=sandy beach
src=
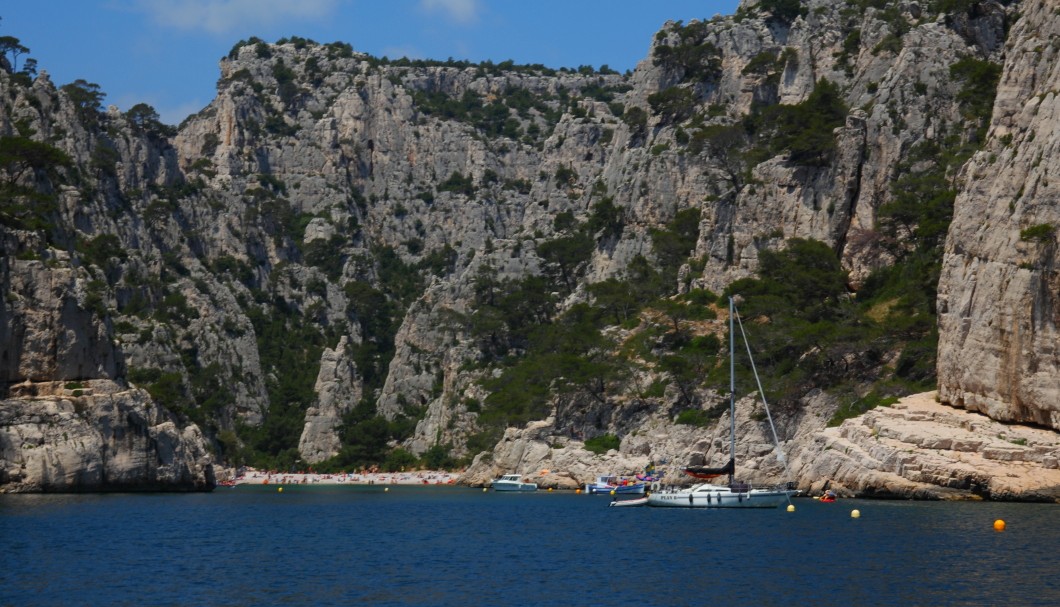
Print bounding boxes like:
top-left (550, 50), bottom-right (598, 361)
top-left (227, 469), bottom-right (460, 486)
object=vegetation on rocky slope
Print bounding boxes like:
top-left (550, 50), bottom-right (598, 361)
top-left (1, 0), bottom-right (1014, 475)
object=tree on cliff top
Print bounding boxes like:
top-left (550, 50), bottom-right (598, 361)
top-left (0, 35), bottom-right (29, 72)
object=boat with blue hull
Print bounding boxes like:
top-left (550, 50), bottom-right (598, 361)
top-left (584, 474), bottom-right (645, 495)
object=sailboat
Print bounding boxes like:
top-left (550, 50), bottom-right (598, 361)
top-left (646, 296), bottom-right (799, 509)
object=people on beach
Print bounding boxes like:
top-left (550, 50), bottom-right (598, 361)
top-left (230, 467), bottom-right (459, 486)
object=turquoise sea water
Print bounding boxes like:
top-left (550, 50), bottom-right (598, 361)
top-left (1, 486), bottom-right (1057, 607)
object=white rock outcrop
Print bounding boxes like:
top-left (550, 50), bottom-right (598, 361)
top-left (0, 380), bottom-right (215, 492)
top-left (937, 0), bottom-right (1060, 430)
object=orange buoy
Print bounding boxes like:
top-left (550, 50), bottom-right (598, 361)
top-left (994, 519), bottom-right (1006, 531)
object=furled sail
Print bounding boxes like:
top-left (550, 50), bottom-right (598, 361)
top-left (682, 458), bottom-right (735, 479)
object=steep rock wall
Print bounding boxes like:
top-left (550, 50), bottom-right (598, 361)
top-left (937, 0), bottom-right (1060, 429)
top-left (0, 380), bottom-right (214, 492)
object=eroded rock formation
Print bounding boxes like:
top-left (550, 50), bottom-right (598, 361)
top-left (0, 380), bottom-right (214, 492)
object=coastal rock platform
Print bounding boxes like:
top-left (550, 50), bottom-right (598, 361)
top-left (789, 392), bottom-right (1060, 502)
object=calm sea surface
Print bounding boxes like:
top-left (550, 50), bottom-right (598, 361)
top-left (1, 486), bottom-right (1057, 607)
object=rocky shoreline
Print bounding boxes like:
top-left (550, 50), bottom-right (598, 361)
top-left (3, 385), bottom-right (1057, 501)
top-left (227, 469), bottom-right (458, 486)
top-left (790, 392), bottom-right (1060, 502)
top-left (460, 392), bottom-right (1060, 502)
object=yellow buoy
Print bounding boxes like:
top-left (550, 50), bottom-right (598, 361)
top-left (483, 487), bottom-right (488, 492)
top-left (278, 487), bottom-right (283, 493)
top-left (548, 487), bottom-right (553, 492)
top-left (994, 519), bottom-right (1006, 531)
top-left (384, 487), bottom-right (389, 492)
top-left (787, 504), bottom-right (795, 512)
top-left (851, 509), bottom-right (861, 519)
top-left (610, 489), bottom-right (616, 495)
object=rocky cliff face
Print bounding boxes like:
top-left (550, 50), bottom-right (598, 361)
top-left (0, 380), bottom-right (215, 492)
top-left (1, 220), bottom-right (213, 491)
top-left (937, 0), bottom-right (1060, 430)
top-left (2, 0), bottom-right (1056, 498)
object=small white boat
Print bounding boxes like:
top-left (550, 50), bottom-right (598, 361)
top-left (491, 474), bottom-right (538, 492)
top-left (608, 496), bottom-right (649, 507)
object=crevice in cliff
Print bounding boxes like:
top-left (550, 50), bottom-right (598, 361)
top-left (835, 119), bottom-right (868, 271)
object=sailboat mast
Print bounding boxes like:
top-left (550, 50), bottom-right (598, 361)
top-left (728, 296), bottom-right (736, 485)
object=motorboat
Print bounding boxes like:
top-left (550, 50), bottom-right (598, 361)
top-left (584, 474), bottom-right (646, 495)
top-left (491, 474), bottom-right (538, 492)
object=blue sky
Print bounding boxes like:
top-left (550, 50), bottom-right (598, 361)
top-left (2, 1), bottom-right (740, 125)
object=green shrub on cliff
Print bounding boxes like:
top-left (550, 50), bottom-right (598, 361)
top-left (755, 0), bottom-right (808, 23)
top-left (584, 433), bottom-right (620, 454)
top-left (648, 87), bottom-right (697, 123)
top-left (652, 22), bottom-right (722, 82)
top-left (1019, 223), bottom-right (1055, 242)
top-left (650, 208), bottom-right (702, 291)
top-left (774, 79), bottom-right (848, 165)
top-left (0, 135), bottom-right (71, 233)
top-left (741, 78), bottom-right (848, 167)
top-left (950, 56), bottom-right (1002, 137)
top-left (77, 234), bottom-right (127, 269)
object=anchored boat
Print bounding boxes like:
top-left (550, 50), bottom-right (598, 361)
top-left (584, 474), bottom-right (646, 495)
top-left (608, 496), bottom-right (649, 507)
top-left (491, 474), bottom-right (538, 492)
top-left (647, 296), bottom-right (799, 509)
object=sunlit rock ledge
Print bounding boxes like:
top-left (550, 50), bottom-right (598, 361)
top-left (789, 392), bottom-right (1060, 502)
top-left (0, 380), bottom-right (215, 493)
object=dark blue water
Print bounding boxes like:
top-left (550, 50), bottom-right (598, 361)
top-left (1, 486), bottom-right (1057, 607)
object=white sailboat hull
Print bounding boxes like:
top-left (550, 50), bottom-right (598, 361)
top-left (646, 483), bottom-right (797, 509)
top-left (649, 297), bottom-right (798, 509)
